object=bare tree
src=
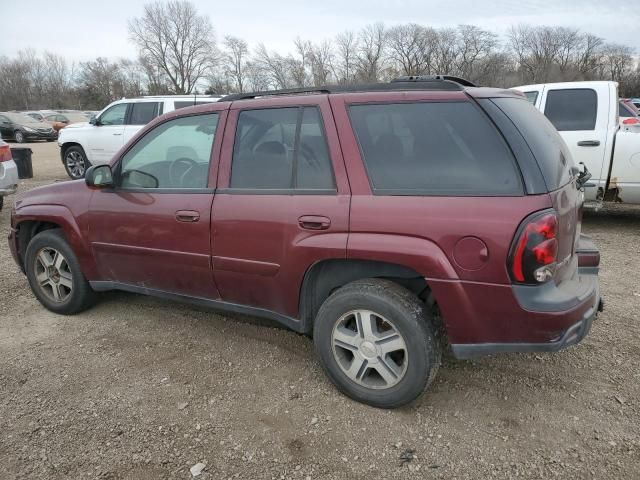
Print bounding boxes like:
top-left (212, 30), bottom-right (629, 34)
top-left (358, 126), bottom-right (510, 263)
top-left (600, 43), bottom-right (634, 82)
top-left (223, 35), bottom-right (249, 93)
top-left (387, 24), bottom-right (431, 75)
top-left (254, 44), bottom-right (293, 89)
top-left (455, 25), bottom-right (499, 81)
top-left (333, 31), bottom-right (359, 84)
top-left (356, 23), bottom-right (387, 82)
top-left (128, 0), bottom-right (216, 94)
top-left (308, 41), bottom-right (334, 86)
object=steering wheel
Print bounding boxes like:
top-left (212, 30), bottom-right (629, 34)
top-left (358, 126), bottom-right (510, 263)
top-left (169, 157), bottom-right (198, 187)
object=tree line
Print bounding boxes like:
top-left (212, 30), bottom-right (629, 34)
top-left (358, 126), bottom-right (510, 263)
top-left (0, 0), bottom-right (638, 111)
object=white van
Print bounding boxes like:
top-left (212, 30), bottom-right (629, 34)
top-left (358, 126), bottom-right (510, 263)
top-left (58, 95), bottom-right (221, 179)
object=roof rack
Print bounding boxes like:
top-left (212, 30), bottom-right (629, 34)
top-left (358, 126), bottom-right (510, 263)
top-left (219, 75), bottom-right (476, 102)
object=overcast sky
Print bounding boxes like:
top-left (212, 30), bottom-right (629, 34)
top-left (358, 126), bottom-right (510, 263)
top-left (2, 0), bottom-right (637, 60)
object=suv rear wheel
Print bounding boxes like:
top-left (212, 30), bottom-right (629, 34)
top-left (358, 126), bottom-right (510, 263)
top-left (63, 146), bottom-right (90, 179)
top-left (313, 279), bottom-right (441, 408)
top-left (25, 229), bottom-right (96, 314)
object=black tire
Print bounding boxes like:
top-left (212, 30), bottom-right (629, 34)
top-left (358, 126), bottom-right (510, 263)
top-left (25, 229), bottom-right (97, 314)
top-left (46, 139), bottom-right (55, 142)
top-left (313, 279), bottom-right (441, 409)
top-left (63, 145), bottom-right (90, 179)
top-left (14, 131), bottom-right (26, 143)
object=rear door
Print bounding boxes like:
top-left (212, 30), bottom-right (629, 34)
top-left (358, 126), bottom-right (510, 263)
top-left (211, 96), bottom-right (350, 321)
top-left (122, 101), bottom-right (162, 144)
top-left (539, 84), bottom-right (611, 202)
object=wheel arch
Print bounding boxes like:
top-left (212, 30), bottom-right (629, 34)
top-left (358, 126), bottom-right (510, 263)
top-left (14, 206), bottom-right (98, 279)
top-left (298, 258), bottom-right (435, 334)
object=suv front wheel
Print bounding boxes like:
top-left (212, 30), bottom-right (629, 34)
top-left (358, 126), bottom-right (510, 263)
top-left (314, 279), bottom-right (441, 408)
top-left (63, 145), bottom-right (90, 179)
top-left (25, 229), bottom-right (97, 314)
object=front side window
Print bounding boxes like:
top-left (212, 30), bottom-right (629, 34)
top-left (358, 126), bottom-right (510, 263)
top-left (129, 102), bottom-right (160, 125)
top-left (99, 103), bottom-right (128, 126)
top-left (544, 89), bottom-right (597, 131)
top-left (119, 113), bottom-right (219, 189)
top-left (349, 102), bottom-right (522, 195)
top-left (230, 107), bottom-right (335, 190)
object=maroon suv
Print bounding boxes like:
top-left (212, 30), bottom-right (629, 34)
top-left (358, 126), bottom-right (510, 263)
top-left (8, 76), bottom-right (602, 408)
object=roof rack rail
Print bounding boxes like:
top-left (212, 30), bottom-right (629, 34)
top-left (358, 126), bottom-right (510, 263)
top-left (390, 75), bottom-right (476, 87)
top-left (221, 87), bottom-right (331, 102)
top-left (219, 75), bottom-right (476, 102)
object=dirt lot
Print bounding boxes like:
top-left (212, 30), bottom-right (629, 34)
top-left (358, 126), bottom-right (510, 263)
top-left (1, 142), bottom-right (639, 479)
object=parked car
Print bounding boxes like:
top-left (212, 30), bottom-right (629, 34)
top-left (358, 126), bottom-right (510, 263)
top-left (58, 95), bottom-right (222, 179)
top-left (24, 111), bottom-right (45, 121)
top-left (514, 81), bottom-right (640, 204)
top-left (618, 100), bottom-right (640, 132)
top-left (43, 112), bottom-right (89, 132)
top-left (0, 140), bottom-right (19, 211)
top-left (629, 98), bottom-right (640, 110)
top-left (9, 76), bottom-right (602, 408)
top-left (0, 112), bottom-right (58, 143)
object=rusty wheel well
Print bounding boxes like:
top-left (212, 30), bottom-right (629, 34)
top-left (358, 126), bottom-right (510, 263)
top-left (298, 259), bottom-right (434, 334)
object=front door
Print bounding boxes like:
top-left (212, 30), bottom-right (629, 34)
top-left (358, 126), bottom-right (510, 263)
top-left (88, 109), bottom-right (226, 299)
top-left (540, 85), bottom-right (611, 201)
top-left (87, 103), bottom-right (128, 164)
top-left (212, 97), bottom-right (350, 319)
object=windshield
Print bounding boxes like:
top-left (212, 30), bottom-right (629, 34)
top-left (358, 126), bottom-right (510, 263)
top-left (4, 112), bottom-right (45, 125)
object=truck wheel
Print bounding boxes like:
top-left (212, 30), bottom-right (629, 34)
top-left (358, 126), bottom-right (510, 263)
top-left (313, 279), bottom-right (441, 408)
top-left (25, 229), bottom-right (97, 314)
top-left (14, 131), bottom-right (25, 143)
top-left (63, 146), bottom-right (90, 179)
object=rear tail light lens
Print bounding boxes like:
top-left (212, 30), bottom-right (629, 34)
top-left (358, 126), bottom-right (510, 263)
top-left (0, 144), bottom-right (12, 162)
top-left (509, 211), bottom-right (558, 284)
top-left (623, 118), bottom-right (640, 125)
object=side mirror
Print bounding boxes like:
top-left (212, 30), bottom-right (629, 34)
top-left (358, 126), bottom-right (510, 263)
top-left (85, 165), bottom-right (113, 188)
top-left (90, 115), bottom-right (99, 126)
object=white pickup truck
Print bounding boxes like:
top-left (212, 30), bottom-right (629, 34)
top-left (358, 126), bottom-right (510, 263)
top-left (514, 81), bottom-right (640, 205)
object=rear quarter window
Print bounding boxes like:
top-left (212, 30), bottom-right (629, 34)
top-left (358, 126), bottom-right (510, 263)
top-left (348, 102), bottom-right (523, 196)
top-left (492, 97), bottom-right (573, 191)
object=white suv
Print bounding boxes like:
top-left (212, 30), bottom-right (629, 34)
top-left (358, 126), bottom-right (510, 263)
top-left (0, 140), bottom-right (19, 211)
top-left (58, 95), bottom-right (221, 179)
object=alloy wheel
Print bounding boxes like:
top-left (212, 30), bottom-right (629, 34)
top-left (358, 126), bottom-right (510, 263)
top-left (65, 151), bottom-right (86, 178)
top-left (33, 247), bottom-right (73, 303)
top-left (331, 309), bottom-right (408, 389)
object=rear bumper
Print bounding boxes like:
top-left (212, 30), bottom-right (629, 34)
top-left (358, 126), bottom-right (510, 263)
top-left (451, 280), bottom-right (602, 358)
top-left (0, 160), bottom-right (19, 195)
top-left (435, 234), bottom-right (602, 359)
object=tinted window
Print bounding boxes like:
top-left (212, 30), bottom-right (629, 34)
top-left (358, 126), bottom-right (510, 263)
top-left (129, 102), bottom-right (159, 125)
top-left (120, 113), bottom-right (218, 189)
top-left (231, 107), bottom-right (335, 190)
top-left (99, 103), bottom-right (128, 126)
top-left (544, 89), bottom-right (597, 131)
top-left (493, 97), bottom-right (573, 190)
top-left (349, 102), bottom-right (522, 195)
top-left (524, 91), bottom-right (538, 104)
top-left (174, 101), bottom-right (215, 110)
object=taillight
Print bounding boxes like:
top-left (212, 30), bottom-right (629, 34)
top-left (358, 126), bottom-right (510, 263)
top-left (509, 211), bottom-right (558, 284)
top-left (623, 118), bottom-right (640, 125)
top-left (0, 144), bottom-right (11, 162)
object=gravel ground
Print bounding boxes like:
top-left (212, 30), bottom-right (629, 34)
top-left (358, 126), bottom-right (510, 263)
top-left (1, 142), bottom-right (639, 479)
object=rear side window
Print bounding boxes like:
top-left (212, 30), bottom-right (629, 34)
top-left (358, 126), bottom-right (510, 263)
top-left (492, 97), bottom-right (573, 190)
top-left (129, 102), bottom-right (159, 125)
top-left (544, 89), bottom-right (597, 131)
top-left (348, 102), bottom-right (522, 196)
top-left (230, 107), bottom-right (335, 191)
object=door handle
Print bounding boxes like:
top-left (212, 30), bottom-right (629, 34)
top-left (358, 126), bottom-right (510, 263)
top-left (113, 133), bottom-right (123, 136)
top-left (175, 210), bottom-right (200, 222)
top-left (577, 140), bottom-right (600, 147)
top-left (298, 215), bottom-right (331, 230)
